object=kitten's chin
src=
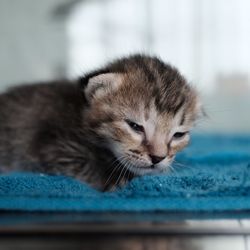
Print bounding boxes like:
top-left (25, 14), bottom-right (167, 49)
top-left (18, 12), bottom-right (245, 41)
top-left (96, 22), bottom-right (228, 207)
top-left (128, 157), bottom-right (174, 176)
top-left (121, 160), bottom-right (173, 176)
top-left (128, 164), bottom-right (154, 176)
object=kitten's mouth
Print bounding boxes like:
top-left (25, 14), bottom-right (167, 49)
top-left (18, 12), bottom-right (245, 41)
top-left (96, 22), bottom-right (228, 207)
top-left (133, 165), bottom-right (154, 170)
top-left (123, 161), bottom-right (160, 175)
top-left (132, 163), bottom-right (161, 170)
top-left (113, 151), bottom-right (173, 175)
top-left (150, 164), bottom-right (156, 169)
top-left (123, 157), bottom-right (174, 176)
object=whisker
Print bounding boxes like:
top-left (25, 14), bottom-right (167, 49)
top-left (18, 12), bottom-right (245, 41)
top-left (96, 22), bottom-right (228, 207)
top-left (118, 157), bottom-right (132, 186)
top-left (123, 159), bottom-right (133, 185)
top-left (114, 163), bottom-right (126, 188)
top-left (104, 156), bottom-right (126, 187)
top-left (172, 161), bottom-right (186, 167)
top-left (168, 164), bottom-right (178, 175)
top-left (120, 158), bottom-right (130, 183)
top-left (121, 164), bottom-right (128, 186)
top-left (173, 160), bottom-right (195, 171)
top-left (109, 155), bottom-right (126, 169)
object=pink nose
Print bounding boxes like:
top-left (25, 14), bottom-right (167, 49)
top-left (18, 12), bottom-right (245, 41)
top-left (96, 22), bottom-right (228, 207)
top-left (149, 155), bottom-right (166, 164)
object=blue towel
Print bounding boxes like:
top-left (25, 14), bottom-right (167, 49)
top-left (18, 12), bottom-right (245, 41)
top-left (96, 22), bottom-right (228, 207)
top-left (0, 134), bottom-right (250, 212)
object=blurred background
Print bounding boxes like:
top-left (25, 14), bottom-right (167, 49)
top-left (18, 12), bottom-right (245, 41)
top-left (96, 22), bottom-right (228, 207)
top-left (0, 0), bottom-right (249, 133)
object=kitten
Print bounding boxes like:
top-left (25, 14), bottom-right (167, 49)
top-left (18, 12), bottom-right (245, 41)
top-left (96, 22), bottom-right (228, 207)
top-left (0, 55), bottom-right (201, 191)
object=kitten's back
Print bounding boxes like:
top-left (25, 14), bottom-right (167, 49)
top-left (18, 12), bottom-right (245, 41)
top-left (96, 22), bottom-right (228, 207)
top-left (0, 80), bottom-right (83, 171)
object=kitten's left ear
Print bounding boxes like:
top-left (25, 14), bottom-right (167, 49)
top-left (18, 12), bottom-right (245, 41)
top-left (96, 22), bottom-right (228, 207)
top-left (84, 73), bottom-right (123, 101)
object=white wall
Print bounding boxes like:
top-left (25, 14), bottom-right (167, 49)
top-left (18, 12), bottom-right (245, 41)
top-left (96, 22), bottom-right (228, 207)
top-left (67, 0), bottom-right (250, 93)
top-left (0, 0), bottom-right (68, 90)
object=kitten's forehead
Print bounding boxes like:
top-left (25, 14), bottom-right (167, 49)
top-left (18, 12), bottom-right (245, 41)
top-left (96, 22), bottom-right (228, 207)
top-left (142, 101), bottom-right (174, 137)
top-left (146, 94), bottom-right (197, 129)
top-left (119, 61), bottom-right (195, 115)
top-left (86, 55), bottom-right (200, 127)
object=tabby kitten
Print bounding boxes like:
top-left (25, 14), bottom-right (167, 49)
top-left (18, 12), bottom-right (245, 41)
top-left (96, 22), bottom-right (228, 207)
top-left (0, 55), bottom-right (201, 190)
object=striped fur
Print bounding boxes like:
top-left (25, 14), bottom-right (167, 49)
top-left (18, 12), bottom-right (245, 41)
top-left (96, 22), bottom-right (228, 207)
top-left (0, 55), bottom-right (201, 190)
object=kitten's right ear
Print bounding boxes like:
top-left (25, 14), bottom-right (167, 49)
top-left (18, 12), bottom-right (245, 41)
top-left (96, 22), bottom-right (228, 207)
top-left (84, 73), bottom-right (123, 101)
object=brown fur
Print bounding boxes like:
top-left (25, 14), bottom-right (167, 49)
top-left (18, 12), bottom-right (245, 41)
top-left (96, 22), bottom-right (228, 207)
top-left (0, 54), bottom-right (201, 190)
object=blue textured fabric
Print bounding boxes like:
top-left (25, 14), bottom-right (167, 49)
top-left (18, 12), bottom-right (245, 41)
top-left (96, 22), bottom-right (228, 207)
top-left (0, 134), bottom-right (250, 212)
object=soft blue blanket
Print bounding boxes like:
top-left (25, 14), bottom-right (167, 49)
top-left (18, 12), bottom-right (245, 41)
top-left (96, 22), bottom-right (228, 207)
top-left (0, 134), bottom-right (250, 212)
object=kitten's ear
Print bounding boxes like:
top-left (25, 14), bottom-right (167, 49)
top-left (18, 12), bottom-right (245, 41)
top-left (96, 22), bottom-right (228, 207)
top-left (84, 73), bottom-right (123, 101)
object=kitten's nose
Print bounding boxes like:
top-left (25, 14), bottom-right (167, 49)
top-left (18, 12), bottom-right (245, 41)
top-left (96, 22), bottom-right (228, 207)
top-left (149, 155), bottom-right (166, 164)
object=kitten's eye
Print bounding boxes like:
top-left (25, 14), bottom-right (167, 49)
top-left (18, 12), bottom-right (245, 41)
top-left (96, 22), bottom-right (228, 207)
top-left (125, 120), bottom-right (144, 133)
top-left (173, 132), bottom-right (187, 139)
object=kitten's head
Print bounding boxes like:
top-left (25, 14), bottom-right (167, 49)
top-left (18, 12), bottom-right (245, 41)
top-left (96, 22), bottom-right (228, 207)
top-left (81, 55), bottom-right (202, 175)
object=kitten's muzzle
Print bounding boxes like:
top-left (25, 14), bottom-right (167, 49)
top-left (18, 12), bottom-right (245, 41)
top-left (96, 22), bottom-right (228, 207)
top-left (149, 154), bottom-right (166, 164)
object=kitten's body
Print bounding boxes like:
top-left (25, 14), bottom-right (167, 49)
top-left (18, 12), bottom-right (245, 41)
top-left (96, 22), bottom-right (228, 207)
top-left (0, 55), bottom-right (201, 190)
top-left (0, 81), bottom-right (123, 190)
